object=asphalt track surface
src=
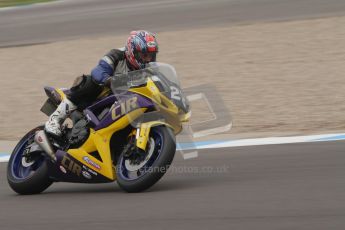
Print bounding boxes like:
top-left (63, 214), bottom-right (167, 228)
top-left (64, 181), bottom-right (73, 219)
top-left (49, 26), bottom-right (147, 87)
top-left (1, 141), bottom-right (345, 229)
top-left (1, 0), bottom-right (345, 229)
top-left (2, 0), bottom-right (345, 47)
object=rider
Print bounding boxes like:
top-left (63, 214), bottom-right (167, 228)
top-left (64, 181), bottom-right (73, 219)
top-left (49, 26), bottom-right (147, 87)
top-left (45, 30), bottom-right (159, 136)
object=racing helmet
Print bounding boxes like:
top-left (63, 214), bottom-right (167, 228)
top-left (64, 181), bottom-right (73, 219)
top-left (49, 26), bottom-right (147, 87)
top-left (125, 30), bottom-right (159, 70)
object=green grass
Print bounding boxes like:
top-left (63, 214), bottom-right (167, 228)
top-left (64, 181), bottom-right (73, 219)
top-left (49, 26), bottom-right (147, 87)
top-left (0, 0), bottom-right (54, 8)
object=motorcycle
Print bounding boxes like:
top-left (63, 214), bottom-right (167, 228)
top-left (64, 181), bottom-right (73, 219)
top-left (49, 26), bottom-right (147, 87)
top-left (7, 63), bottom-right (191, 194)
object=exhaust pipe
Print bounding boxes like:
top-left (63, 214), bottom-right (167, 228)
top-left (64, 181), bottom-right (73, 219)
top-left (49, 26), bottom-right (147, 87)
top-left (34, 130), bottom-right (57, 162)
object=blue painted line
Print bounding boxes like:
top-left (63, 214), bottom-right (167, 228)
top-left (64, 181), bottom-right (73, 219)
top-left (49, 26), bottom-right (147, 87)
top-left (1, 133), bottom-right (345, 162)
top-left (177, 140), bottom-right (224, 149)
top-left (178, 134), bottom-right (345, 150)
top-left (312, 135), bottom-right (345, 142)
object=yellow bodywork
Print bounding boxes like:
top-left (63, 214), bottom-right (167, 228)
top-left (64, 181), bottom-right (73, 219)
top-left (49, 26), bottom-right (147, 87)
top-left (55, 88), bottom-right (67, 100)
top-left (67, 108), bottom-right (146, 180)
top-left (58, 78), bottom-right (189, 181)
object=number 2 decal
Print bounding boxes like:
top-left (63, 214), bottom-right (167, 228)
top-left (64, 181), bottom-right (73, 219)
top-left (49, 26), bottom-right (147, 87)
top-left (170, 86), bottom-right (181, 100)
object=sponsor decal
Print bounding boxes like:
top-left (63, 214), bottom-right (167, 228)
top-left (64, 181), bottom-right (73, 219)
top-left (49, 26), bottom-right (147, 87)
top-left (83, 156), bottom-right (101, 170)
top-left (37, 135), bottom-right (43, 142)
top-left (59, 165), bottom-right (67, 174)
top-left (61, 155), bottom-right (82, 176)
top-left (111, 97), bottom-right (138, 121)
top-left (82, 165), bottom-right (98, 176)
top-left (150, 86), bottom-right (157, 92)
top-left (82, 171), bottom-right (92, 179)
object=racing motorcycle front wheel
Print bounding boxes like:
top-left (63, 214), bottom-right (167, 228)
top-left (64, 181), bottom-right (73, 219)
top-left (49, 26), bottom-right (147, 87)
top-left (7, 126), bottom-right (53, 195)
top-left (116, 126), bottom-right (176, 193)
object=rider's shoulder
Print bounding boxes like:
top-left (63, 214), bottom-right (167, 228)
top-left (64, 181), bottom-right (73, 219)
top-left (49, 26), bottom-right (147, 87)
top-left (105, 48), bottom-right (126, 61)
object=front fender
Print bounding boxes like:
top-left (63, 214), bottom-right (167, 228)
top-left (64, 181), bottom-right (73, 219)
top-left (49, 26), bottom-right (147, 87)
top-left (136, 121), bottom-right (173, 151)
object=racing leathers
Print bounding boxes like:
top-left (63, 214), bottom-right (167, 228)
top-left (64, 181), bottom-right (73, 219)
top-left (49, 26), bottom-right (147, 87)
top-left (45, 48), bottom-right (131, 136)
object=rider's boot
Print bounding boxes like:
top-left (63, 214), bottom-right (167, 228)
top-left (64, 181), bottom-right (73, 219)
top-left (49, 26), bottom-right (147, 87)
top-left (45, 97), bottom-right (77, 136)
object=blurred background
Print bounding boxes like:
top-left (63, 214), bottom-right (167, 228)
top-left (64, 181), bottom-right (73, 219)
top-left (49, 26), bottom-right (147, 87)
top-left (1, 0), bottom-right (345, 140)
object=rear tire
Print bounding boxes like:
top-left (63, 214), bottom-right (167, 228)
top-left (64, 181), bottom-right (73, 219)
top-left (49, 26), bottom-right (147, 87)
top-left (116, 126), bottom-right (176, 193)
top-left (7, 126), bottom-right (53, 195)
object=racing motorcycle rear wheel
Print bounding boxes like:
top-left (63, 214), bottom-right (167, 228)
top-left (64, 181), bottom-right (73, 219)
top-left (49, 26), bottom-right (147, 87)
top-left (116, 126), bottom-right (176, 193)
top-left (7, 126), bottom-right (53, 195)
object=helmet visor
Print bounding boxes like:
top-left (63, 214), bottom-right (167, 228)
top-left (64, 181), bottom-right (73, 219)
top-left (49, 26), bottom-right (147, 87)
top-left (136, 51), bottom-right (157, 64)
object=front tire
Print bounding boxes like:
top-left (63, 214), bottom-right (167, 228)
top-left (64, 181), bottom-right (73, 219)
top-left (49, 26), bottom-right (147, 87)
top-left (116, 126), bottom-right (176, 193)
top-left (7, 126), bottom-right (53, 195)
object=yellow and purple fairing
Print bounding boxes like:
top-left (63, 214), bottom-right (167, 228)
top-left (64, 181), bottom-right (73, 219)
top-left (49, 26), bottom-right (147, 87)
top-left (46, 64), bottom-right (191, 183)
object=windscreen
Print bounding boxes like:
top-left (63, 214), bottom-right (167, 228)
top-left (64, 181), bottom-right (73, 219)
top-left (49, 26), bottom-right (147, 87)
top-left (111, 62), bottom-right (190, 113)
